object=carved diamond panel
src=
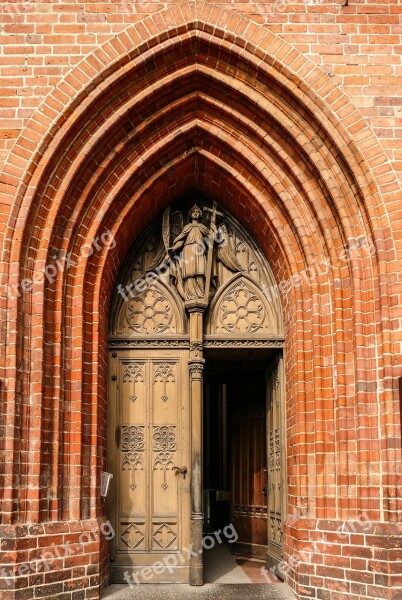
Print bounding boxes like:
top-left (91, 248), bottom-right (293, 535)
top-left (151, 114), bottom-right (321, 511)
top-left (269, 516), bottom-right (283, 547)
top-left (120, 523), bottom-right (145, 550)
top-left (152, 523), bottom-right (177, 550)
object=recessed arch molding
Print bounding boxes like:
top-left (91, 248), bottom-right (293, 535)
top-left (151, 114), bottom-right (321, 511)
top-left (0, 4), bottom-right (400, 600)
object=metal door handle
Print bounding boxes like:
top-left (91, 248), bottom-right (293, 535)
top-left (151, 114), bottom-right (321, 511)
top-left (172, 466), bottom-right (188, 479)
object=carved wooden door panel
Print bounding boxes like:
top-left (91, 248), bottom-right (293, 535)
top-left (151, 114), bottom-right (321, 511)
top-left (108, 349), bottom-right (191, 583)
top-left (266, 357), bottom-right (285, 571)
top-left (230, 375), bottom-right (268, 559)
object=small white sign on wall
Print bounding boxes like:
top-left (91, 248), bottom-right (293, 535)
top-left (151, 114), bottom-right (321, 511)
top-left (101, 472), bottom-right (113, 497)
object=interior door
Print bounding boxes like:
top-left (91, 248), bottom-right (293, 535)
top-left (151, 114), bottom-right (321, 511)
top-left (108, 349), bottom-right (191, 583)
top-left (230, 373), bottom-right (268, 559)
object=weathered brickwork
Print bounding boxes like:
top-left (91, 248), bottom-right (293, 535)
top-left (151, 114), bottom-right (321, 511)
top-left (0, 519), bottom-right (109, 599)
top-left (1, 0), bottom-right (402, 179)
top-left (0, 2), bottom-right (401, 599)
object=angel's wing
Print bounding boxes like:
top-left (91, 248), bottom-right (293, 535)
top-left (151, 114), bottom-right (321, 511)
top-left (170, 210), bottom-right (184, 247)
top-left (146, 207), bottom-right (170, 271)
top-left (217, 223), bottom-right (243, 272)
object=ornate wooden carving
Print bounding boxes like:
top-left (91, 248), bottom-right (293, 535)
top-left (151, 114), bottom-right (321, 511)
top-left (120, 425), bottom-right (145, 492)
top-left (109, 338), bottom-right (285, 349)
top-left (152, 523), bottom-right (178, 550)
top-left (153, 363), bottom-right (175, 403)
top-left (109, 338), bottom-right (190, 349)
top-left (126, 288), bottom-right (175, 334)
top-left (203, 338), bottom-right (284, 348)
top-left (153, 425), bottom-right (177, 490)
top-left (108, 352), bottom-right (191, 580)
top-left (110, 199), bottom-right (282, 337)
top-left (111, 280), bottom-right (185, 337)
top-left (120, 522), bottom-right (145, 550)
top-left (122, 363), bottom-right (144, 403)
top-left (217, 279), bottom-right (266, 333)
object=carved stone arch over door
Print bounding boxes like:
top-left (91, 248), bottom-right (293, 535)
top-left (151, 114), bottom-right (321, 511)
top-left (109, 196), bottom-right (283, 343)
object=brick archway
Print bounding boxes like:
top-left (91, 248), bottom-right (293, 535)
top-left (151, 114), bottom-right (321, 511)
top-left (0, 4), bottom-right (400, 600)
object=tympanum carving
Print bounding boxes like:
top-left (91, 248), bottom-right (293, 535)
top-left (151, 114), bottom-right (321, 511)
top-left (218, 280), bottom-right (265, 333)
top-left (166, 203), bottom-right (242, 306)
top-left (126, 288), bottom-right (174, 334)
top-left (111, 198), bottom-right (282, 337)
top-left (209, 275), bottom-right (275, 335)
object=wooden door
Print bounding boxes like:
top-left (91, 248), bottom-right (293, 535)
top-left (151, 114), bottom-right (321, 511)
top-left (230, 374), bottom-right (268, 559)
top-left (108, 349), bottom-right (191, 583)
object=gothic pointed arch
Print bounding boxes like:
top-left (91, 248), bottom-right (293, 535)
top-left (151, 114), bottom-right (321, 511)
top-left (0, 4), bottom-right (399, 600)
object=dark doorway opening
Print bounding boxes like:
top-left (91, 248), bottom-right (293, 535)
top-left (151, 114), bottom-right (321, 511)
top-left (202, 349), bottom-right (282, 586)
top-left (203, 356), bottom-right (269, 556)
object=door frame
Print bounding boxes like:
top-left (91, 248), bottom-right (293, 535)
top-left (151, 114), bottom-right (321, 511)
top-left (107, 341), bottom-right (287, 584)
top-left (200, 348), bottom-right (287, 571)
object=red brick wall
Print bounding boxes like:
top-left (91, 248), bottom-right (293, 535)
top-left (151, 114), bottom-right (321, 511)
top-left (0, 0), bottom-right (402, 181)
top-left (0, 2), bottom-right (401, 599)
top-left (0, 519), bottom-right (109, 599)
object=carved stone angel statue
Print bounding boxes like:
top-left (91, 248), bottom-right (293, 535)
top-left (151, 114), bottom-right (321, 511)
top-left (168, 204), bottom-right (209, 302)
top-left (148, 202), bottom-right (243, 305)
